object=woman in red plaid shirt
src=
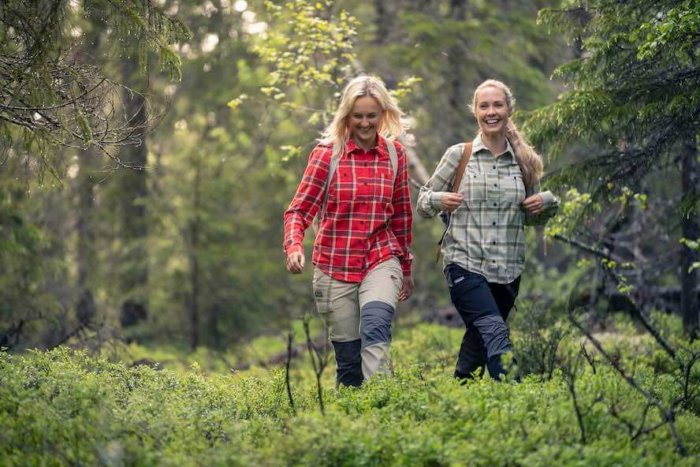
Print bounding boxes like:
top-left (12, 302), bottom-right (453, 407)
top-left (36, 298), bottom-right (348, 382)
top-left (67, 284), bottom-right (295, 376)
top-left (283, 75), bottom-right (414, 388)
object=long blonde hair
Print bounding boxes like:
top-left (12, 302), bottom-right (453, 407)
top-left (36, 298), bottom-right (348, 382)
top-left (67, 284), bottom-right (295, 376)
top-left (470, 79), bottom-right (544, 189)
top-left (320, 75), bottom-right (406, 152)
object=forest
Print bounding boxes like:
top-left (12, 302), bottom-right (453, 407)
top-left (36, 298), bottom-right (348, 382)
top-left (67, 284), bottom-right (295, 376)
top-left (1, 0), bottom-right (699, 465)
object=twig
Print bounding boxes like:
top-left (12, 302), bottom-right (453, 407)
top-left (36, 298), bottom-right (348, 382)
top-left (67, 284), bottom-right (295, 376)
top-left (285, 331), bottom-right (296, 414)
top-left (303, 315), bottom-right (328, 415)
top-left (562, 353), bottom-right (587, 445)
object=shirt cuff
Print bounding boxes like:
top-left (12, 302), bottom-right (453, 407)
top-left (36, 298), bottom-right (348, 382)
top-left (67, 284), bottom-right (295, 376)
top-left (430, 192), bottom-right (444, 211)
top-left (401, 255), bottom-right (413, 276)
top-left (285, 243), bottom-right (303, 256)
top-left (540, 190), bottom-right (559, 207)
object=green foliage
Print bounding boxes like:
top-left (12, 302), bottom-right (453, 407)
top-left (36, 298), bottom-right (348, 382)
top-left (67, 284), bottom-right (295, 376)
top-left (250, 0), bottom-right (360, 164)
top-left (0, 0), bottom-right (190, 168)
top-left (531, 0), bottom-right (699, 189)
top-left (527, 0), bottom-right (700, 336)
top-left (2, 319), bottom-right (700, 465)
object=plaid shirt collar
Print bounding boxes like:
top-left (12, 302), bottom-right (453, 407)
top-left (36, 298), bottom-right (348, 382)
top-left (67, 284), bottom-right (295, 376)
top-left (472, 134), bottom-right (516, 161)
top-left (345, 135), bottom-right (392, 157)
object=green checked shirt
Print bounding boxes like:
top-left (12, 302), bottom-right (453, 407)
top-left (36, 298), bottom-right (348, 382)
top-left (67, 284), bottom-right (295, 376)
top-left (417, 136), bottom-right (559, 284)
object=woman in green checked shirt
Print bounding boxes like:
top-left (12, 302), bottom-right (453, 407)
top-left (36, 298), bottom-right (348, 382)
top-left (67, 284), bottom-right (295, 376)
top-left (417, 79), bottom-right (559, 381)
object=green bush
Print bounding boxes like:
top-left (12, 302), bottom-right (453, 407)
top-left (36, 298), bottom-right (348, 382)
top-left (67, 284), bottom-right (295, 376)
top-left (1, 319), bottom-right (699, 466)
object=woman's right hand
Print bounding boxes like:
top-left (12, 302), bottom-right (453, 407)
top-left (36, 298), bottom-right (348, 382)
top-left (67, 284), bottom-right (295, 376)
top-left (286, 251), bottom-right (305, 274)
top-left (440, 192), bottom-right (464, 212)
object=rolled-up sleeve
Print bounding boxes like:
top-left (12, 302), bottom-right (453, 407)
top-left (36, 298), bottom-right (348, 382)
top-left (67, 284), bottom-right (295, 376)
top-left (417, 144), bottom-right (462, 219)
top-left (524, 183), bottom-right (560, 226)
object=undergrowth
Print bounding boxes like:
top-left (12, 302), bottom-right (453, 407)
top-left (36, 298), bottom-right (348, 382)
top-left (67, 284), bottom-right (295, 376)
top-left (1, 316), bottom-right (699, 466)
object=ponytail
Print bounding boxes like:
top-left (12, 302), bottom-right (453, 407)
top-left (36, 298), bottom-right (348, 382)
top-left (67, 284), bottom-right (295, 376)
top-left (506, 120), bottom-right (543, 189)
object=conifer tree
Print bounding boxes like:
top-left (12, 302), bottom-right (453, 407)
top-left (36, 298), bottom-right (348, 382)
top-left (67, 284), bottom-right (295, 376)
top-left (528, 0), bottom-right (699, 335)
top-left (0, 0), bottom-right (189, 172)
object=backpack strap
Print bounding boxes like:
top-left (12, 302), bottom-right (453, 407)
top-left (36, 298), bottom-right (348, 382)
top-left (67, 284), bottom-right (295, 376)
top-left (313, 143), bottom-right (342, 234)
top-left (386, 139), bottom-right (398, 182)
top-left (451, 141), bottom-right (473, 192)
top-left (435, 141), bottom-right (473, 263)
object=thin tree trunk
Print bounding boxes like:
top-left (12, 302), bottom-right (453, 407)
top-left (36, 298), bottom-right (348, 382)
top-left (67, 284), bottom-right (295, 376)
top-left (187, 161), bottom-right (202, 349)
top-left (119, 48), bottom-right (149, 320)
top-left (75, 147), bottom-right (98, 328)
top-left (681, 134), bottom-right (699, 338)
top-left (446, 0), bottom-right (470, 144)
top-left (373, 0), bottom-right (390, 45)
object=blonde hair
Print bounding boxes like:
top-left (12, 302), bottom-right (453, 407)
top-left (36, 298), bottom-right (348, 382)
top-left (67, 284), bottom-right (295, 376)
top-left (320, 75), bottom-right (406, 152)
top-left (470, 79), bottom-right (544, 189)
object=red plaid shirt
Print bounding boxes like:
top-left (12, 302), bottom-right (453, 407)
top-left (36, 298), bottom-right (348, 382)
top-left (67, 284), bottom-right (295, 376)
top-left (283, 136), bottom-right (413, 283)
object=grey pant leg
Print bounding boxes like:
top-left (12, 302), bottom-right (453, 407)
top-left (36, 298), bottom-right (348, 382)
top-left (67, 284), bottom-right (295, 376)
top-left (357, 258), bottom-right (402, 379)
top-left (360, 300), bottom-right (394, 377)
top-left (473, 314), bottom-right (512, 358)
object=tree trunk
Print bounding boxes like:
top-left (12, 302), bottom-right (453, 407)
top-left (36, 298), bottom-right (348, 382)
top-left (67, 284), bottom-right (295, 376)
top-left (446, 0), bottom-right (470, 144)
top-left (119, 53), bottom-right (149, 319)
top-left (187, 160), bottom-right (202, 350)
top-left (75, 147), bottom-right (98, 328)
top-left (373, 0), bottom-right (390, 45)
top-left (681, 134), bottom-right (699, 338)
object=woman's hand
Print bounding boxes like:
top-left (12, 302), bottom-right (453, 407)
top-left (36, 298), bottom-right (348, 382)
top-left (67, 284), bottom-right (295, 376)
top-left (440, 193), bottom-right (463, 212)
top-left (399, 274), bottom-right (414, 302)
top-left (522, 194), bottom-right (544, 215)
top-left (286, 251), bottom-right (305, 274)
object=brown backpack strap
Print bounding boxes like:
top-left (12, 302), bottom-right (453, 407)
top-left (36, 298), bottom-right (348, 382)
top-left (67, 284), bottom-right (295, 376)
top-left (435, 141), bottom-right (473, 264)
top-left (450, 141), bottom-right (473, 193)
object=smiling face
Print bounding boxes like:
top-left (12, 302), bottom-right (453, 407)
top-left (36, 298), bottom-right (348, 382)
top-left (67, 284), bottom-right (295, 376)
top-left (474, 86), bottom-right (510, 138)
top-left (348, 95), bottom-right (383, 150)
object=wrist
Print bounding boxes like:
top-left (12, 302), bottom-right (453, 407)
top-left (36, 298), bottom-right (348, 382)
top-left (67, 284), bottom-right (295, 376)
top-left (286, 244), bottom-right (303, 256)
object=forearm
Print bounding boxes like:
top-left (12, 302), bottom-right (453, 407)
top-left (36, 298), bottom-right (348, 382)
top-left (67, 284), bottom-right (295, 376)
top-left (416, 145), bottom-right (461, 218)
top-left (524, 189), bottom-right (560, 226)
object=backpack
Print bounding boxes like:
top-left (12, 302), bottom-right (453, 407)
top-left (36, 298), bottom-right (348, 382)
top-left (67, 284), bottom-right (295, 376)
top-left (311, 140), bottom-right (399, 235)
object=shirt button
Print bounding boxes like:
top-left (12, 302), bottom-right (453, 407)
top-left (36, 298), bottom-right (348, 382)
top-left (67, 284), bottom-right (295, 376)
top-left (492, 221), bottom-right (496, 226)
top-left (492, 165), bottom-right (496, 169)
top-left (493, 203), bottom-right (497, 207)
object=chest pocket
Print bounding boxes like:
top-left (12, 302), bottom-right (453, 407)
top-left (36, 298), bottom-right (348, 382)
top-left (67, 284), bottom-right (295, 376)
top-left (502, 172), bottom-right (526, 205)
top-left (462, 166), bottom-right (487, 203)
top-left (329, 168), bottom-right (355, 203)
top-left (372, 167), bottom-right (394, 203)
top-left (356, 162), bottom-right (393, 203)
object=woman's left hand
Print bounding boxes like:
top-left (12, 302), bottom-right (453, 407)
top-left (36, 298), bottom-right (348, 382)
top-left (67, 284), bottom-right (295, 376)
top-left (399, 274), bottom-right (414, 302)
top-left (522, 194), bottom-right (544, 215)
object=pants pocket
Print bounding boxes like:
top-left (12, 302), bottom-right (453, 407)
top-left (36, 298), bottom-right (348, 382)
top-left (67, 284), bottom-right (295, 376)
top-left (312, 267), bottom-right (332, 315)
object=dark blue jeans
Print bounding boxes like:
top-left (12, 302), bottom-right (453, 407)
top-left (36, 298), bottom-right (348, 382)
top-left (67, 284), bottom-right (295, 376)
top-left (444, 264), bottom-right (520, 380)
